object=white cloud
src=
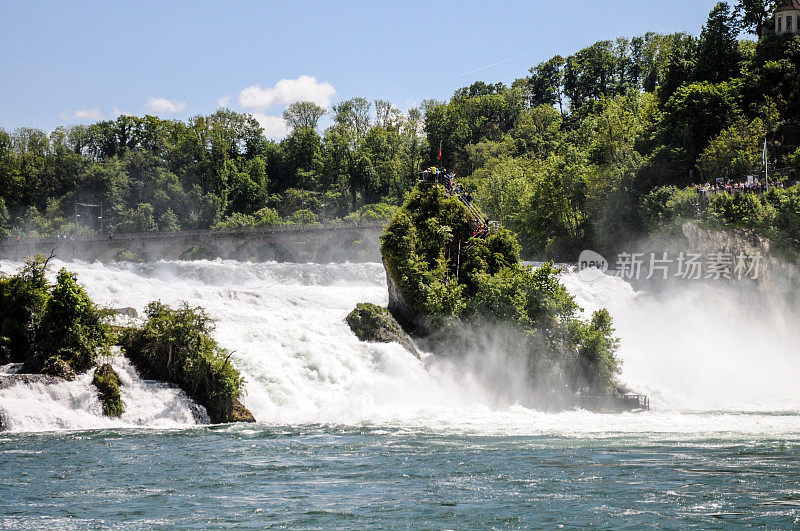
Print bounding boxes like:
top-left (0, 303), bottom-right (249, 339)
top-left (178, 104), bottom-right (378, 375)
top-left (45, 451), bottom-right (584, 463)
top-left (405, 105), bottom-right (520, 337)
top-left (113, 107), bottom-right (131, 118)
top-left (250, 113), bottom-right (290, 139)
top-left (239, 75), bottom-right (335, 110)
top-left (145, 97), bottom-right (186, 114)
top-left (73, 108), bottom-right (103, 120)
top-left (217, 96), bottom-right (231, 107)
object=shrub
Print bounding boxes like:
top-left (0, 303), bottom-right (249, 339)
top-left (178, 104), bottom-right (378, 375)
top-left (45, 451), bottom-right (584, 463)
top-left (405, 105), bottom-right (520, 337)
top-left (765, 184), bottom-right (800, 248)
top-left (287, 209), bottom-right (318, 225)
top-left (569, 309), bottom-right (620, 391)
top-left (93, 363), bottom-right (123, 417)
top-left (212, 212), bottom-right (258, 230)
top-left (789, 147), bottom-right (800, 180)
top-left (0, 255), bottom-right (51, 363)
top-left (705, 191), bottom-right (774, 227)
top-left (344, 203), bottom-right (399, 223)
top-left (639, 186), bottom-right (698, 229)
top-left (113, 203), bottom-right (158, 233)
top-left (120, 302), bottom-right (249, 423)
top-left (158, 209), bottom-right (181, 232)
top-left (212, 207), bottom-right (281, 230)
top-left (1, 256), bottom-right (109, 374)
top-left (36, 268), bottom-right (109, 373)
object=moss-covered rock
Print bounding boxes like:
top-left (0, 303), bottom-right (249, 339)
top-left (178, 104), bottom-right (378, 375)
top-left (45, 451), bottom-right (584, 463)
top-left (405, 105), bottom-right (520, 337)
top-left (228, 401), bottom-right (256, 423)
top-left (92, 363), bottom-right (123, 417)
top-left (120, 302), bottom-right (255, 424)
top-left (346, 303), bottom-right (420, 358)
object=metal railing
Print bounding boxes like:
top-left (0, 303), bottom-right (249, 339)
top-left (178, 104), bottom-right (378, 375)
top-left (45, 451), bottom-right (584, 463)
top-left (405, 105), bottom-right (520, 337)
top-left (576, 393), bottom-right (650, 411)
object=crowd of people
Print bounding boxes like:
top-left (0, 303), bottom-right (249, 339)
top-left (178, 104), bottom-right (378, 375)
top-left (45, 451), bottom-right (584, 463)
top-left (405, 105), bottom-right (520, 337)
top-left (695, 179), bottom-right (791, 196)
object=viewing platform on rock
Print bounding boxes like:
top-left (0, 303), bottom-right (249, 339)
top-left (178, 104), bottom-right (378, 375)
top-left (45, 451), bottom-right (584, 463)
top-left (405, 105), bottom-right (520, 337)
top-left (419, 167), bottom-right (494, 242)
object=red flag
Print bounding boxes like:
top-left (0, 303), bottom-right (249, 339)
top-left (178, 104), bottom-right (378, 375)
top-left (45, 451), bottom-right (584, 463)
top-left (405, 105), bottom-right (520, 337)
top-left (437, 141), bottom-right (442, 161)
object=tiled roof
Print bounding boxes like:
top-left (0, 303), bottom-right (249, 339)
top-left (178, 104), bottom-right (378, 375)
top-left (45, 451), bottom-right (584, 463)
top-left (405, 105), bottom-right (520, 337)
top-left (776, 0), bottom-right (800, 12)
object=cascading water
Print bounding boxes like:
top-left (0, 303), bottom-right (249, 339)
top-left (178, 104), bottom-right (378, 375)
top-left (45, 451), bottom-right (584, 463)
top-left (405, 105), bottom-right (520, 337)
top-left (1, 258), bottom-right (799, 436)
top-left (0, 354), bottom-right (206, 431)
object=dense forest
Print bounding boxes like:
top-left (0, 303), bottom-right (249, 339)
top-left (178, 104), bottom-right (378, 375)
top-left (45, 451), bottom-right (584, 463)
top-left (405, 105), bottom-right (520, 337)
top-left (1, 1), bottom-right (799, 259)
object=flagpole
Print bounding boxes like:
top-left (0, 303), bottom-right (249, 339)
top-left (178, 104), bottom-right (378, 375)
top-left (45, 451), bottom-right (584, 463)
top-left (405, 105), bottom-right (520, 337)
top-left (764, 138), bottom-right (769, 190)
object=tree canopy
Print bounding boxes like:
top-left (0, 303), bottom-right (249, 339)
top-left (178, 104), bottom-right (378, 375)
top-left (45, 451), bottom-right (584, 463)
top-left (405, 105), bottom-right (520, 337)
top-left (1, 4), bottom-right (799, 261)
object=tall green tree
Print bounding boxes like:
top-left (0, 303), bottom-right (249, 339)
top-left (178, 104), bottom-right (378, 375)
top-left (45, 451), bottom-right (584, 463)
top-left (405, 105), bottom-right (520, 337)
top-left (695, 2), bottom-right (741, 84)
top-left (658, 80), bottom-right (743, 165)
top-left (524, 56), bottom-right (566, 112)
top-left (283, 101), bottom-right (327, 131)
top-left (735, 0), bottom-right (777, 36)
top-left (656, 34), bottom-right (698, 103)
top-left (563, 41), bottom-right (617, 112)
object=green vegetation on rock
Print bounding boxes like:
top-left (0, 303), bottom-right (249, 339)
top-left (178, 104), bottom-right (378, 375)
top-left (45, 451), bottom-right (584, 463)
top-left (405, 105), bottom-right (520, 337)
top-left (380, 184), bottom-right (621, 394)
top-left (93, 363), bottom-right (123, 417)
top-left (0, 255), bottom-right (109, 374)
top-left (1, 255), bottom-right (255, 423)
top-left (35, 268), bottom-right (109, 373)
top-left (641, 184), bottom-right (800, 251)
top-left (121, 302), bottom-right (254, 424)
top-left (0, 255), bottom-right (51, 364)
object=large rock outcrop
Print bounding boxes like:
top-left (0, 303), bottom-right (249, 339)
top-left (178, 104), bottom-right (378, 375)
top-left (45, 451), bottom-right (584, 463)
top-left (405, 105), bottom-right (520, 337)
top-left (228, 401), bottom-right (256, 423)
top-left (383, 262), bottom-right (437, 337)
top-left (346, 302), bottom-right (420, 359)
top-left (681, 221), bottom-right (799, 283)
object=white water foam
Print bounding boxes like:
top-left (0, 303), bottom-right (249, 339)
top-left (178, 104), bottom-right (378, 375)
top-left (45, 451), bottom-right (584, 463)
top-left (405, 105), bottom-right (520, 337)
top-left (0, 354), bottom-right (204, 432)
top-left (561, 272), bottom-right (800, 413)
top-left (1, 259), bottom-right (799, 436)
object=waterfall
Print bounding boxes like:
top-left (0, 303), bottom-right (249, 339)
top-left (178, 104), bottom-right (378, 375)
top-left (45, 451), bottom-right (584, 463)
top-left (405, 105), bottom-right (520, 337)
top-left (2, 258), bottom-right (799, 435)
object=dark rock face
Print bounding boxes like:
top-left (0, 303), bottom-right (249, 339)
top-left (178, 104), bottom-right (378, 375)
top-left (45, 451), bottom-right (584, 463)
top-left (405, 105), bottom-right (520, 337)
top-left (346, 301), bottom-right (420, 359)
top-left (681, 221), bottom-right (800, 282)
top-left (383, 262), bottom-right (434, 337)
top-left (627, 221), bottom-right (800, 302)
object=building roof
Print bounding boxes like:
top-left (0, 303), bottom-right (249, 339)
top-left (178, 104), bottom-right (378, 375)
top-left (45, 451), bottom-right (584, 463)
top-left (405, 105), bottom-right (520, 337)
top-left (776, 0), bottom-right (800, 12)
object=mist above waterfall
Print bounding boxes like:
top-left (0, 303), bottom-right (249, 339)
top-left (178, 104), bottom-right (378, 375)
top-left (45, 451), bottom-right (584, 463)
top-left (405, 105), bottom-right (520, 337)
top-left (562, 270), bottom-right (800, 412)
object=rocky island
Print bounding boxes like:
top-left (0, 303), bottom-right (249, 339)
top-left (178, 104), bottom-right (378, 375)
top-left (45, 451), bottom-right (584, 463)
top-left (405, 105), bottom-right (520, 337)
top-left (348, 175), bottom-right (629, 409)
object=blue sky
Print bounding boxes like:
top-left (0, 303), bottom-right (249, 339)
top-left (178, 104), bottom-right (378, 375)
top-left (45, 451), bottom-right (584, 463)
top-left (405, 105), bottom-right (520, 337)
top-left (1, 0), bottom-right (733, 138)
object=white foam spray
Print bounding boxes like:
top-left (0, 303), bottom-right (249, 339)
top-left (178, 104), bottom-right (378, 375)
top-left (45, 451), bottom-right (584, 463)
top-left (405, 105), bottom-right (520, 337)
top-left (0, 354), bottom-right (204, 432)
top-left (0, 258), bottom-right (798, 436)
